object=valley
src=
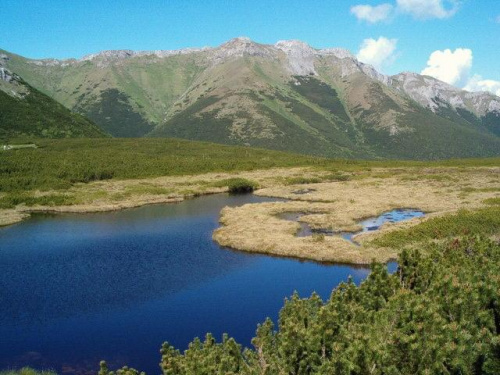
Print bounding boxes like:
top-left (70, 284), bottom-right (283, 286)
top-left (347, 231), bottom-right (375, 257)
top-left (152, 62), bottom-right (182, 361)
top-left (1, 138), bottom-right (498, 265)
top-left (2, 4), bottom-right (500, 372)
top-left (1, 142), bottom-right (498, 373)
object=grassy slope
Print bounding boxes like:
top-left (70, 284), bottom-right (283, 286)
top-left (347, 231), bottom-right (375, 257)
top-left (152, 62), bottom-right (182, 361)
top-left (3, 48), bottom-right (500, 158)
top-left (152, 67), bottom-right (500, 159)
top-left (74, 88), bottom-right (156, 137)
top-left (0, 80), bottom-right (106, 140)
top-left (2, 50), bottom-right (205, 137)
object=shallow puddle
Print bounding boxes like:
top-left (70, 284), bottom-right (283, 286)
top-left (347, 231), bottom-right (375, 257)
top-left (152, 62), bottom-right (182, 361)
top-left (279, 209), bottom-right (425, 245)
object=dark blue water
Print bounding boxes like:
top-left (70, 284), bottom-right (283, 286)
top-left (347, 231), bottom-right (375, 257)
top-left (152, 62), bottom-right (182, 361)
top-left (0, 194), bottom-right (378, 375)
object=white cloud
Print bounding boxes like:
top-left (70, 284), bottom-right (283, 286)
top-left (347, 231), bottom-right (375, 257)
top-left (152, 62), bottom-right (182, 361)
top-left (420, 48), bottom-right (500, 96)
top-left (350, 4), bottom-right (394, 24)
top-left (356, 37), bottom-right (398, 71)
top-left (464, 75), bottom-right (500, 97)
top-left (396, 0), bottom-right (459, 20)
top-left (421, 48), bottom-right (472, 86)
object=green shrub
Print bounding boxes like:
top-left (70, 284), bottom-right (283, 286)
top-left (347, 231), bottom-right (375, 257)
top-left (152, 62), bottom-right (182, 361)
top-left (0, 193), bottom-right (76, 209)
top-left (371, 206), bottom-right (500, 248)
top-left (100, 237), bottom-right (500, 374)
top-left (224, 178), bottom-right (259, 194)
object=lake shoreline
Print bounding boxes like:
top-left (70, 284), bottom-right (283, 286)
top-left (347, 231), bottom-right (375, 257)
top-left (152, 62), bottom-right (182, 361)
top-left (2, 165), bottom-right (498, 265)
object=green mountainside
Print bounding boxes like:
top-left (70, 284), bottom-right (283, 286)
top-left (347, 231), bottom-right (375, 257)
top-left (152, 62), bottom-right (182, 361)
top-left (2, 38), bottom-right (499, 159)
top-left (0, 64), bottom-right (105, 139)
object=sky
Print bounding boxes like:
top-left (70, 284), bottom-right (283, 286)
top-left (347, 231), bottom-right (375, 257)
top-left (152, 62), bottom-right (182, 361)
top-left (3, 0), bottom-right (500, 94)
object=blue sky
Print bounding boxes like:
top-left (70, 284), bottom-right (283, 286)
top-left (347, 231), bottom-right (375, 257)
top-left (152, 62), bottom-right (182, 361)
top-left (3, 0), bottom-right (500, 92)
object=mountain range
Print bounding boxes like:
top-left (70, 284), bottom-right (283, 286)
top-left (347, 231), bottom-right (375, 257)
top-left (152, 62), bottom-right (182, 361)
top-left (1, 37), bottom-right (499, 158)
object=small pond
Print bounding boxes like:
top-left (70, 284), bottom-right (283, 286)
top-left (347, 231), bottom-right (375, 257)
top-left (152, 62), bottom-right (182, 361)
top-left (280, 208), bottom-right (425, 245)
top-left (0, 194), bottom-right (395, 375)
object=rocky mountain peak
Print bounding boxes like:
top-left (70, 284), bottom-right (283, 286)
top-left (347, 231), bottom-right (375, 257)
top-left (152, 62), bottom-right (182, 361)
top-left (274, 39), bottom-right (317, 75)
top-left (316, 48), bottom-right (353, 59)
top-left (275, 39), bottom-right (314, 51)
top-left (210, 36), bottom-right (276, 64)
top-left (390, 71), bottom-right (500, 116)
top-left (81, 50), bottom-right (135, 62)
top-left (223, 36), bottom-right (253, 45)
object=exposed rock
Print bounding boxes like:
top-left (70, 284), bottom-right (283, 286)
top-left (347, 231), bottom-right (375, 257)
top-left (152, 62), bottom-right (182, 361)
top-left (210, 37), bottom-right (276, 65)
top-left (317, 48), bottom-right (353, 59)
top-left (0, 67), bottom-right (13, 83)
top-left (81, 49), bottom-right (134, 61)
top-left (391, 72), bottom-right (500, 116)
top-left (275, 40), bottom-right (317, 75)
top-left (136, 47), bottom-right (212, 58)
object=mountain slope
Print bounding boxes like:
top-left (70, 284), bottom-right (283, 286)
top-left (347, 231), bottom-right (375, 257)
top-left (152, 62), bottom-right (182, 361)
top-left (0, 58), bottom-right (105, 139)
top-left (1, 38), bottom-right (499, 158)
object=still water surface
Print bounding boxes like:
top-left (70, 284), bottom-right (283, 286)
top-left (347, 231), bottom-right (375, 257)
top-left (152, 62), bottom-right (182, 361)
top-left (0, 194), bottom-right (384, 374)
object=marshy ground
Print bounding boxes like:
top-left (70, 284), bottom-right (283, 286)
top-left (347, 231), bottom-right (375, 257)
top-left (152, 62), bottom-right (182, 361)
top-left (3, 165), bottom-right (498, 265)
top-left (213, 166), bottom-right (500, 264)
top-left (1, 140), bottom-right (498, 264)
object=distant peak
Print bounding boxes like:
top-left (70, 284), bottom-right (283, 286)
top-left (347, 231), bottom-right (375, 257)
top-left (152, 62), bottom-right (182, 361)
top-left (233, 36), bottom-right (252, 43)
top-left (81, 50), bottom-right (135, 61)
top-left (274, 40), bottom-right (316, 76)
top-left (221, 37), bottom-right (254, 46)
top-left (275, 39), bottom-right (313, 50)
top-left (316, 48), bottom-right (353, 59)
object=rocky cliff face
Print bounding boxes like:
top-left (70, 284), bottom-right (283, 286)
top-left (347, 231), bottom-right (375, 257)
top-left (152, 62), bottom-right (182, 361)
top-left (0, 54), bottom-right (29, 98)
top-left (391, 72), bottom-right (500, 117)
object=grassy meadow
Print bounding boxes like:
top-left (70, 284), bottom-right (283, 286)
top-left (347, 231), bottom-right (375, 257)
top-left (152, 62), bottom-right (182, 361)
top-left (1, 138), bottom-right (499, 248)
top-left (2, 137), bottom-right (499, 193)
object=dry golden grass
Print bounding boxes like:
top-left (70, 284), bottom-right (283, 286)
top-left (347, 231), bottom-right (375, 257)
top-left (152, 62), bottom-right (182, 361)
top-left (2, 165), bottom-right (499, 265)
top-left (0, 209), bottom-right (30, 227)
top-left (213, 167), bottom-right (500, 264)
top-left (0, 167), bottom-right (323, 225)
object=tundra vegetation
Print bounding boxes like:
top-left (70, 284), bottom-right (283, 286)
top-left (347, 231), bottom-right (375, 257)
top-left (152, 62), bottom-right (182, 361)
top-left (214, 165), bottom-right (500, 263)
top-left (1, 139), bottom-right (499, 234)
top-left (0, 139), bottom-right (498, 374)
top-left (97, 236), bottom-right (500, 375)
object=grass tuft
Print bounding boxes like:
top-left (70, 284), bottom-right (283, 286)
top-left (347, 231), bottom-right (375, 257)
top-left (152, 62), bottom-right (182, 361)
top-left (212, 178), bottom-right (259, 194)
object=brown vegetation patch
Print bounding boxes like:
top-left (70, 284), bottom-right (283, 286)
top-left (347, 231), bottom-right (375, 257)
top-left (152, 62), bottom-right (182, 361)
top-left (214, 167), bottom-right (500, 263)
